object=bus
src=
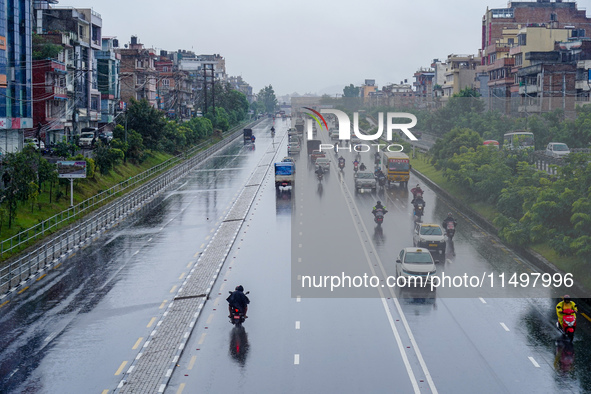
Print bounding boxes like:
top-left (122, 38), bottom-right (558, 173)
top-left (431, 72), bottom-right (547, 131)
top-left (503, 131), bottom-right (534, 150)
top-left (382, 151), bottom-right (410, 188)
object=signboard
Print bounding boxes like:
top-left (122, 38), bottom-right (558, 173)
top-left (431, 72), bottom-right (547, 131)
top-left (57, 161), bottom-right (87, 178)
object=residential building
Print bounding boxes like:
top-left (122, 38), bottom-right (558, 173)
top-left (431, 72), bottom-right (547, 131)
top-left (178, 52), bottom-right (227, 83)
top-left (431, 59), bottom-right (447, 98)
top-left (155, 51), bottom-right (193, 119)
top-left (0, 0), bottom-right (33, 153)
top-left (96, 37), bottom-right (121, 130)
top-left (34, 4), bottom-right (103, 139)
top-left (360, 79), bottom-right (377, 98)
top-left (481, 0), bottom-right (591, 67)
top-left (116, 36), bottom-right (158, 108)
top-left (32, 59), bottom-right (68, 144)
top-left (228, 75), bottom-right (254, 103)
top-left (441, 54), bottom-right (481, 98)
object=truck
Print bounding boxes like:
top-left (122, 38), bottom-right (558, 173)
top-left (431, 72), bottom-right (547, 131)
top-left (307, 139), bottom-right (321, 155)
top-left (275, 162), bottom-right (295, 190)
top-left (382, 151), bottom-right (410, 188)
top-left (243, 128), bottom-right (253, 143)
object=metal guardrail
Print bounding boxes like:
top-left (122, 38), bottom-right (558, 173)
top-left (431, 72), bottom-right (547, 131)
top-left (0, 122), bottom-right (252, 258)
top-left (0, 119), bottom-right (261, 294)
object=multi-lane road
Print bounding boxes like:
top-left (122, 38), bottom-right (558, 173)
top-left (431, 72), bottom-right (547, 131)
top-left (0, 119), bottom-right (589, 393)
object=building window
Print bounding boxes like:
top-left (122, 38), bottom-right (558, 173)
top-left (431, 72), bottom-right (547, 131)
top-left (163, 66), bottom-right (168, 72)
top-left (518, 34), bottom-right (526, 46)
top-left (162, 79), bottom-right (170, 86)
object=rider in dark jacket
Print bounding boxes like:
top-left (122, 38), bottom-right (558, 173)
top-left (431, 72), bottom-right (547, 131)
top-left (442, 212), bottom-right (457, 230)
top-left (227, 285), bottom-right (250, 317)
top-left (372, 201), bottom-right (388, 216)
top-left (359, 163), bottom-right (367, 171)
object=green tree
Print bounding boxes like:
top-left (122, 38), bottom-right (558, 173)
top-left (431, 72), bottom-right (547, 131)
top-left (343, 84), bottom-right (360, 98)
top-left (256, 85), bottom-right (278, 114)
top-left (121, 98), bottom-right (166, 150)
top-left (32, 33), bottom-right (63, 60)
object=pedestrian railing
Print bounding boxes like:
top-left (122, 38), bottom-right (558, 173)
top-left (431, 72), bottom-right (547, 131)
top-left (0, 119), bottom-right (261, 294)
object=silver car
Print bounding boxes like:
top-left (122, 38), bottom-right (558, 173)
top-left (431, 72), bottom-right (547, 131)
top-left (396, 247), bottom-right (438, 285)
top-left (315, 157), bottom-right (330, 172)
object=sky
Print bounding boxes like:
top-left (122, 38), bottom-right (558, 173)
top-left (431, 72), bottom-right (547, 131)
top-left (61, 0), bottom-right (591, 96)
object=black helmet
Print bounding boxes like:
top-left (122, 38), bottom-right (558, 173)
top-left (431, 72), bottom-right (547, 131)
top-left (376, 201), bottom-right (382, 205)
top-left (416, 183), bottom-right (420, 187)
top-left (236, 285), bottom-right (244, 292)
top-left (448, 212), bottom-right (453, 217)
top-left (563, 294), bottom-right (571, 302)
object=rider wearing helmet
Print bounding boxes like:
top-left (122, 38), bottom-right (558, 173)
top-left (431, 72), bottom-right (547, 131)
top-left (227, 285), bottom-right (250, 318)
top-left (442, 212), bottom-right (457, 230)
top-left (411, 184), bottom-right (424, 204)
top-left (556, 295), bottom-right (578, 328)
top-left (372, 201), bottom-right (388, 216)
top-left (359, 163), bottom-right (367, 171)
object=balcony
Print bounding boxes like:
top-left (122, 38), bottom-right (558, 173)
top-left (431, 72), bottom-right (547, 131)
top-left (46, 85), bottom-right (68, 99)
top-left (519, 84), bottom-right (540, 95)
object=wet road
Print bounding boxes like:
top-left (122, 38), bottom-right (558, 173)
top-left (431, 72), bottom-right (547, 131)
top-left (1, 118), bottom-right (590, 393)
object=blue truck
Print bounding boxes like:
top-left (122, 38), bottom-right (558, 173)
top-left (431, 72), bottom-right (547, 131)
top-left (274, 162), bottom-right (295, 190)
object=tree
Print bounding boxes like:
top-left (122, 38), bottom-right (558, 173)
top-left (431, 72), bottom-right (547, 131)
top-left (32, 33), bottom-right (63, 60)
top-left (256, 85), bottom-right (277, 114)
top-left (343, 84), bottom-right (360, 98)
top-left (121, 98), bottom-right (166, 150)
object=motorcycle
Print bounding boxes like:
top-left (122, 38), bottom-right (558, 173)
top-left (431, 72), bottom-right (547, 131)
top-left (353, 163), bottom-right (359, 173)
top-left (377, 174), bottom-right (386, 188)
top-left (374, 209), bottom-right (385, 226)
top-left (228, 291), bottom-right (250, 327)
top-left (445, 221), bottom-right (456, 241)
top-left (557, 308), bottom-right (577, 342)
top-left (316, 169), bottom-right (324, 182)
top-left (413, 202), bottom-right (424, 218)
top-left (338, 161), bottom-right (345, 171)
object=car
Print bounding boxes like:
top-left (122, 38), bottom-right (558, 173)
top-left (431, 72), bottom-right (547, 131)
top-left (545, 142), bottom-right (570, 158)
top-left (99, 131), bottom-right (113, 143)
top-left (289, 135), bottom-right (300, 144)
top-left (329, 128), bottom-right (339, 140)
top-left (288, 141), bottom-right (301, 154)
top-left (354, 170), bottom-right (376, 192)
top-left (78, 132), bottom-right (95, 148)
top-left (395, 247), bottom-right (438, 285)
top-left (282, 156), bottom-right (295, 163)
top-left (24, 138), bottom-right (45, 150)
top-left (413, 223), bottom-right (446, 255)
top-left (310, 150), bottom-right (326, 162)
top-left (315, 157), bottom-right (330, 172)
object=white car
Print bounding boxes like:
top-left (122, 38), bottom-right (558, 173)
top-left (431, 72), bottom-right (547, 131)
top-left (545, 142), bottom-right (570, 158)
top-left (315, 157), bottom-right (330, 172)
top-left (288, 142), bottom-right (301, 154)
top-left (413, 223), bottom-right (446, 255)
top-left (396, 247), bottom-right (438, 284)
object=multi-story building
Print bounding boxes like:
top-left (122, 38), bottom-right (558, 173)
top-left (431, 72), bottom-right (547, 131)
top-left (155, 51), bottom-right (193, 119)
top-left (34, 4), bottom-right (103, 138)
top-left (32, 59), bottom-right (68, 144)
top-left (0, 0), bottom-right (33, 153)
top-left (431, 59), bottom-right (447, 98)
top-left (228, 75), bottom-right (254, 103)
top-left (481, 0), bottom-right (591, 68)
top-left (360, 79), bottom-right (377, 98)
top-left (441, 54), bottom-right (481, 98)
top-left (178, 52), bottom-right (226, 83)
top-left (96, 37), bottom-right (121, 130)
top-left (116, 36), bottom-right (158, 108)
top-left (413, 68), bottom-right (435, 105)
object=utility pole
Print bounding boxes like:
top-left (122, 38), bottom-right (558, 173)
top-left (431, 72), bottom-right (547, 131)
top-left (72, 50), bottom-right (78, 142)
top-left (211, 64), bottom-right (215, 116)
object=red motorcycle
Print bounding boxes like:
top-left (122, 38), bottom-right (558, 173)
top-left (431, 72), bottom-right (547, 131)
top-left (557, 308), bottom-right (577, 342)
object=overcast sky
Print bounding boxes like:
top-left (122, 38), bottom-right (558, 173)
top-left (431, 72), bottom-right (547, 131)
top-left (61, 0), bottom-right (591, 96)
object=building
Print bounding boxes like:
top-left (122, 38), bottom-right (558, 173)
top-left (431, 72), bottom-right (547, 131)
top-left (441, 54), bottom-right (481, 98)
top-left (117, 36), bottom-right (158, 108)
top-left (228, 75), bottom-right (254, 103)
top-left (431, 59), bottom-right (447, 98)
top-left (34, 4), bottom-right (103, 139)
top-left (155, 51), bottom-right (193, 119)
top-left (413, 68), bottom-right (435, 107)
top-left (178, 52), bottom-right (227, 83)
top-left (482, 0), bottom-right (591, 68)
top-left (32, 59), bottom-right (68, 144)
top-left (360, 79), bottom-right (377, 98)
top-left (0, 0), bottom-right (34, 153)
top-left (96, 37), bottom-right (121, 131)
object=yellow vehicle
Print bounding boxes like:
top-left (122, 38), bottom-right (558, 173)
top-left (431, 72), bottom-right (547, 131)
top-left (382, 151), bottom-right (410, 188)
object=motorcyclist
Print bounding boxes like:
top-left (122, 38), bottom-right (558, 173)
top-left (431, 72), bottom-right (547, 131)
top-left (412, 194), bottom-right (426, 212)
top-left (411, 184), bottom-right (424, 199)
top-left (251, 135), bottom-right (256, 143)
top-left (227, 285), bottom-right (250, 318)
top-left (353, 159), bottom-right (359, 169)
top-left (375, 168), bottom-right (385, 178)
top-left (315, 164), bottom-right (324, 177)
top-left (372, 201), bottom-right (388, 216)
top-left (334, 142), bottom-right (338, 154)
top-left (556, 295), bottom-right (578, 328)
top-left (359, 163), bottom-right (367, 171)
top-left (374, 151), bottom-right (381, 165)
top-left (442, 212), bottom-right (457, 230)
top-left (338, 156), bottom-right (345, 169)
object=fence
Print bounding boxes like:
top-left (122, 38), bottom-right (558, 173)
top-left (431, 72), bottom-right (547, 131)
top-left (0, 119), bottom-right (261, 294)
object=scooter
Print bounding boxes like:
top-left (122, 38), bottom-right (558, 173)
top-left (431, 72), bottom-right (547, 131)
top-left (557, 309), bottom-right (577, 342)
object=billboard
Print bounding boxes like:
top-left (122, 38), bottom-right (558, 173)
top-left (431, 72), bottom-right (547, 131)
top-left (57, 161), bottom-right (87, 178)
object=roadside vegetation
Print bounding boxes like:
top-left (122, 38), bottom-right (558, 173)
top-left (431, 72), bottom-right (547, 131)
top-left (0, 85), bottom-right (252, 246)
